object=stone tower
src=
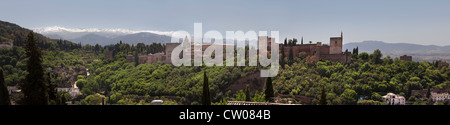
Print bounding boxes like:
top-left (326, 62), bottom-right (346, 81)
top-left (329, 32), bottom-right (343, 54)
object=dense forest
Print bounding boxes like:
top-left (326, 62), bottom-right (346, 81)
top-left (275, 52), bottom-right (450, 105)
top-left (79, 46), bottom-right (260, 105)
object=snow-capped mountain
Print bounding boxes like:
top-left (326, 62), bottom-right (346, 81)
top-left (33, 26), bottom-right (175, 35)
top-left (32, 26), bottom-right (176, 45)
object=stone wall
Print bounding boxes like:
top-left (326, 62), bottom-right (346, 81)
top-left (147, 52), bottom-right (165, 64)
top-left (279, 44), bottom-right (316, 57)
top-left (400, 55), bottom-right (412, 61)
top-left (319, 46), bottom-right (330, 55)
top-left (139, 55), bottom-right (148, 64)
top-left (165, 43), bottom-right (180, 63)
top-left (319, 52), bottom-right (352, 63)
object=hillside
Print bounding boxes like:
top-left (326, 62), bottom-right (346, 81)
top-left (0, 20), bottom-right (84, 88)
top-left (0, 20), bottom-right (49, 44)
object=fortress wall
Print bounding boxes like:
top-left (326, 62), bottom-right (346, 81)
top-left (279, 44), bottom-right (316, 58)
top-left (319, 46), bottom-right (330, 55)
top-left (319, 52), bottom-right (351, 63)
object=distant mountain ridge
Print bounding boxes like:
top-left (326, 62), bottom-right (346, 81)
top-left (33, 26), bottom-right (174, 46)
top-left (344, 41), bottom-right (450, 56)
top-left (0, 20), bottom-right (80, 50)
top-left (0, 20), bottom-right (50, 43)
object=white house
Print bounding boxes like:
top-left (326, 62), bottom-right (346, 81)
top-left (382, 93), bottom-right (405, 105)
top-left (0, 42), bottom-right (13, 48)
top-left (151, 100), bottom-right (164, 105)
top-left (431, 92), bottom-right (450, 102)
top-left (56, 88), bottom-right (81, 97)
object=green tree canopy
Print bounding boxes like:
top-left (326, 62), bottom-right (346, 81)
top-left (340, 89), bottom-right (358, 105)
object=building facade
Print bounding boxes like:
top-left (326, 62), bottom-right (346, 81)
top-left (0, 41), bottom-right (13, 48)
top-left (127, 36), bottom-right (235, 64)
top-left (382, 93), bottom-right (405, 105)
top-left (127, 32), bottom-right (352, 65)
top-left (431, 92), bottom-right (450, 102)
top-left (56, 88), bottom-right (81, 97)
top-left (279, 32), bottom-right (352, 63)
top-left (400, 55), bottom-right (412, 61)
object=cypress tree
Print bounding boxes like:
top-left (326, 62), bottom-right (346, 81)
top-left (47, 72), bottom-right (58, 105)
top-left (61, 93), bottom-right (67, 105)
top-left (22, 32), bottom-right (49, 105)
top-left (134, 51), bottom-right (139, 66)
top-left (319, 85), bottom-right (327, 105)
top-left (202, 71), bottom-right (211, 105)
top-left (288, 46), bottom-right (293, 64)
top-left (280, 45), bottom-right (285, 68)
top-left (426, 87), bottom-right (431, 98)
top-left (301, 36), bottom-right (303, 45)
top-left (264, 77), bottom-right (274, 102)
top-left (0, 69), bottom-right (10, 105)
top-left (406, 83), bottom-right (412, 99)
top-left (245, 85), bottom-right (251, 101)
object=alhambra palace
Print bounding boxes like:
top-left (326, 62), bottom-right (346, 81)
top-left (124, 32), bottom-right (356, 64)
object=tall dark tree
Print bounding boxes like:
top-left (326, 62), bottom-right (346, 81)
top-left (47, 72), bottom-right (58, 104)
top-left (352, 47), bottom-right (359, 59)
top-left (94, 44), bottom-right (100, 53)
top-left (301, 36), bottom-right (304, 45)
top-left (426, 87), bottom-right (431, 98)
top-left (280, 45), bottom-right (285, 68)
top-left (264, 77), bottom-right (274, 102)
top-left (245, 85), bottom-right (251, 101)
top-left (21, 32), bottom-right (49, 105)
top-left (406, 83), bottom-right (412, 99)
top-left (134, 51), bottom-right (139, 66)
top-left (202, 71), bottom-right (211, 105)
top-left (292, 38), bottom-right (298, 45)
top-left (55, 91), bottom-right (67, 105)
top-left (0, 69), bottom-right (10, 105)
top-left (283, 38), bottom-right (287, 46)
top-left (319, 85), bottom-right (327, 105)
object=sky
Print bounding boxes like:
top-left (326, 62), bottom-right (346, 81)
top-left (1, 0), bottom-right (450, 46)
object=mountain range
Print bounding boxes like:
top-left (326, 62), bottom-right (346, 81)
top-left (344, 41), bottom-right (450, 56)
top-left (344, 41), bottom-right (450, 61)
top-left (32, 26), bottom-right (173, 46)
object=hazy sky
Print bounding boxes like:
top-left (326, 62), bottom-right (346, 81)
top-left (1, 0), bottom-right (450, 45)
